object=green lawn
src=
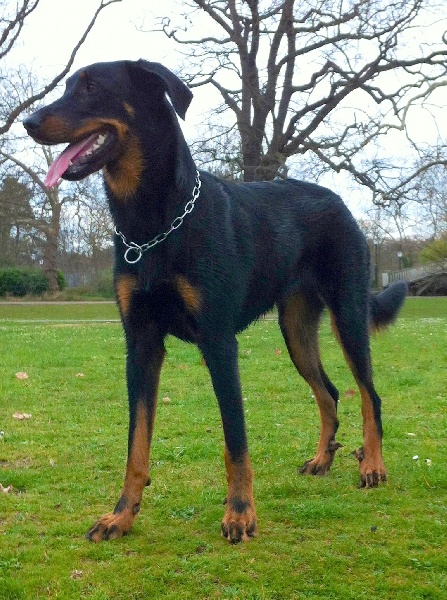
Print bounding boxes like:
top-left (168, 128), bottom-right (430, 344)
top-left (0, 298), bottom-right (446, 599)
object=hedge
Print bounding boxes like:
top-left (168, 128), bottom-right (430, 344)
top-left (0, 268), bottom-right (50, 297)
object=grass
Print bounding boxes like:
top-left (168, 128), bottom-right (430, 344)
top-left (0, 297), bottom-right (446, 599)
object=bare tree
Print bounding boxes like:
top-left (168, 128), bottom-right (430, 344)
top-left (0, 0), bottom-right (121, 289)
top-left (0, 145), bottom-right (76, 290)
top-left (0, 0), bottom-right (122, 136)
top-left (155, 0), bottom-right (447, 198)
top-left (61, 176), bottom-right (113, 273)
top-left (0, 174), bottom-right (34, 265)
top-left (0, 142), bottom-right (113, 291)
top-left (411, 160), bottom-right (447, 238)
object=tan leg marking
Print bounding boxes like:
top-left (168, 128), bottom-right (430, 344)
top-left (221, 447), bottom-right (257, 543)
top-left (355, 386), bottom-right (387, 487)
top-left (115, 273), bottom-right (138, 319)
top-left (329, 312), bottom-right (386, 486)
top-left (88, 401), bottom-right (153, 541)
top-left (175, 275), bottom-right (202, 313)
top-left (282, 296), bottom-right (340, 475)
top-left (300, 383), bottom-right (342, 475)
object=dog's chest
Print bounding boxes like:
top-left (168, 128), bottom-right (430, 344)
top-left (129, 274), bottom-right (201, 342)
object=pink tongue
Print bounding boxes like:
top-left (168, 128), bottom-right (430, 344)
top-left (45, 134), bottom-right (99, 187)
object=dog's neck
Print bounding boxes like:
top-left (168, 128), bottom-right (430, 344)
top-left (113, 169), bottom-right (201, 265)
top-left (104, 121), bottom-right (197, 248)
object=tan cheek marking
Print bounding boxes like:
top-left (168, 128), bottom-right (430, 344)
top-left (115, 274), bottom-right (138, 318)
top-left (71, 118), bottom-right (129, 142)
top-left (96, 118), bottom-right (129, 141)
top-left (104, 134), bottom-right (144, 200)
top-left (176, 275), bottom-right (202, 313)
top-left (40, 116), bottom-right (71, 140)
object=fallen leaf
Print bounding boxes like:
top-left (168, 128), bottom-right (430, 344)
top-left (162, 396), bottom-right (171, 404)
top-left (15, 372), bottom-right (29, 380)
top-left (75, 373), bottom-right (85, 378)
top-left (275, 348), bottom-right (282, 355)
top-left (13, 412), bottom-right (32, 420)
top-left (0, 483), bottom-right (13, 493)
top-left (344, 389), bottom-right (356, 398)
top-left (70, 570), bottom-right (83, 580)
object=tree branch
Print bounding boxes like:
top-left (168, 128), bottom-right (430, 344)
top-left (0, 0), bottom-right (122, 135)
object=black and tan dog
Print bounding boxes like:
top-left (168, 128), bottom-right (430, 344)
top-left (24, 60), bottom-right (407, 543)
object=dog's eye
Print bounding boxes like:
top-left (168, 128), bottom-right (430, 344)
top-left (85, 78), bottom-right (97, 93)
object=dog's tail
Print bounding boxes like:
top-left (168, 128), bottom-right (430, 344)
top-left (370, 281), bottom-right (408, 332)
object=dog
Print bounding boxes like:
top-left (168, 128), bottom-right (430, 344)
top-left (24, 60), bottom-right (407, 544)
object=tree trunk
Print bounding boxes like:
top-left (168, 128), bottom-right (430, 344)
top-left (43, 195), bottom-right (61, 293)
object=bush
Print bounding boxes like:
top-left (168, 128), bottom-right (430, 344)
top-left (0, 267), bottom-right (49, 297)
top-left (57, 270), bottom-right (67, 291)
top-left (94, 270), bottom-right (114, 298)
top-left (420, 236), bottom-right (447, 265)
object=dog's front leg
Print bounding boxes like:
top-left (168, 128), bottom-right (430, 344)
top-left (87, 313), bottom-right (164, 542)
top-left (201, 338), bottom-right (257, 543)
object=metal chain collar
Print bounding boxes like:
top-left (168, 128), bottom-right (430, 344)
top-left (114, 170), bottom-right (201, 264)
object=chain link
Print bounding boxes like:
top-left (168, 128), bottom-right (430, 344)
top-left (115, 170), bottom-right (201, 264)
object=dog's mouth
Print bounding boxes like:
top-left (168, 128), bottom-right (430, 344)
top-left (45, 129), bottom-right (118, 187)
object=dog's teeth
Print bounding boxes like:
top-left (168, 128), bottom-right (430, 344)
top-left (89, 134), bottom-right (106, 154)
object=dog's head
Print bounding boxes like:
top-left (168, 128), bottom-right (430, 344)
top-left (23, 60), bottom-right (193, 187)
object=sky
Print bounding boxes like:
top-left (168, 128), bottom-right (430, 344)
top-left (12, 0), bottom-right (214, 138)
top-left (16, 1), bottom-right (174, 66)
top-left (6, 0), bottom-right (447, 218)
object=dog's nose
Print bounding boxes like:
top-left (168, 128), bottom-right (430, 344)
top-left (23, 113), bottom-right (41, 133)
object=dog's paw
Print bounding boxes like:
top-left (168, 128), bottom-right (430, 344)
top-left (86, 510), bottom-right (135, 542)
top-left (360, 469), bottom-right (387, 488)
top-left (299, 458), bottom-right (331, 476)
top-left (221, 500), bottom-right (257, 544)
top-left (353, 447), bottom-right (387, 488)
top-left (300, 441), bottom-right (342, 476)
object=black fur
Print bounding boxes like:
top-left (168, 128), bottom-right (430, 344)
top-left (24, 60), bottom-right (407, 543)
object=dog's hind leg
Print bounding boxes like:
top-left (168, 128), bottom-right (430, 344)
top-left (278, 293), bottom-right (342, 476)
top-left (329, 305), bottom-right (387, 488)
top-left (200, 336), bottom-right (257, 543)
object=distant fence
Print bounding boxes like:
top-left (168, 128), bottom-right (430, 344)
top-left (382, 262), bottom-right (447, 287)
top-left (65, 273), bottom-right (92, 287)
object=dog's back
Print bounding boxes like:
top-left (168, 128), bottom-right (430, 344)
top-left (185, 173), bottom-right (369, 332)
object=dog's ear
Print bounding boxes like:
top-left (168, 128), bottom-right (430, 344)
top-left (129, 60), bottom-right (193, 120)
